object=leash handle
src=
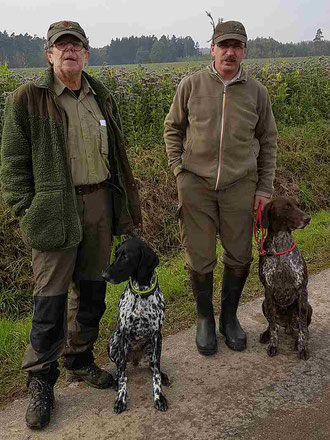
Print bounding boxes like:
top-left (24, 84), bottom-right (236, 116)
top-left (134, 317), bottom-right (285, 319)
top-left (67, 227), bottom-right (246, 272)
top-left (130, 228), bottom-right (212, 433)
top-left (254, 205), bottom-right (267, 256)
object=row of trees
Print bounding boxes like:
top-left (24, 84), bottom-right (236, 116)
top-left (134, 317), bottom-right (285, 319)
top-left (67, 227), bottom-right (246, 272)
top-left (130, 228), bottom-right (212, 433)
top-left (0, 29), bottom-right (329, 68)
top-left (246, 37), bottom-right (330, 58)
top-left (0, 32), bottom-right (199, 68)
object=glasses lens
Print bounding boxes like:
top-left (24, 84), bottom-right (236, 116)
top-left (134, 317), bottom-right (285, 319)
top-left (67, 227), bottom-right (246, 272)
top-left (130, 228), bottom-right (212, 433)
top-left (55, 41), bottom-right (84, 51)
top-left (217, 42), bottom-right (244, 50)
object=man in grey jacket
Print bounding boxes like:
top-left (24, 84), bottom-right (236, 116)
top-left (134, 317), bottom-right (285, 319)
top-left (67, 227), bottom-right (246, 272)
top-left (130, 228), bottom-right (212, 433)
top-left (164, 21), bottom-right (277, 356)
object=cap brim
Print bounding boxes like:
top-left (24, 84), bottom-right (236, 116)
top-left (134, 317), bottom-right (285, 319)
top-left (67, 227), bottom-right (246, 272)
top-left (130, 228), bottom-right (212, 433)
top-left (213, 33), bottom-right (247, 44)
top-left (48, 30), bottom-right (87, 46)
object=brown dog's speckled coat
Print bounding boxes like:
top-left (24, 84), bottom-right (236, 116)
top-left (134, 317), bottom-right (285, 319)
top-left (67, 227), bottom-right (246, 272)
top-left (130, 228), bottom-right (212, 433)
top-left (259, 196), bottom-right (313, 360)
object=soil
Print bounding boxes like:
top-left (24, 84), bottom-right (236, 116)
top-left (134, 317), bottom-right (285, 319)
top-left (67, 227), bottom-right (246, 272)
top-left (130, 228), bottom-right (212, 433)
top-left (1, 269), bottom-right (330, 440)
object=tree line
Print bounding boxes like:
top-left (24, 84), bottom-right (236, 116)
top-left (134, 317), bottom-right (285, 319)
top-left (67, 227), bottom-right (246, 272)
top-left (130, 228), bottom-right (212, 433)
top-left (0, 30), bottom-right (329, 68)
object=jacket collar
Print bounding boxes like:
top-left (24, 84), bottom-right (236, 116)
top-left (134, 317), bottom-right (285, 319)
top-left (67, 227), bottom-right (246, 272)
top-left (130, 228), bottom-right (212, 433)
top-left (207, 62), bottom-right (248, 85)
top-left (35, 67), bottom-right (111, 102)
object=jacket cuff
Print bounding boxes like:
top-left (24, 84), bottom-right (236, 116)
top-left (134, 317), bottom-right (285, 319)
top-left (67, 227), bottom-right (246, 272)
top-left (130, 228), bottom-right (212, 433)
top-left (255, 189), bottom-right (272, 199)
top-left (171, 160), bottom-right (183, 176)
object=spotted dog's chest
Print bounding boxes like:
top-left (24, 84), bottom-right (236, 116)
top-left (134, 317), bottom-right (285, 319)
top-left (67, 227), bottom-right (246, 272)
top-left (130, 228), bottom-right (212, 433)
top-left (260, 248), bottom-right (307, 306)
top-left (117, 284), bottom-right (165, 336)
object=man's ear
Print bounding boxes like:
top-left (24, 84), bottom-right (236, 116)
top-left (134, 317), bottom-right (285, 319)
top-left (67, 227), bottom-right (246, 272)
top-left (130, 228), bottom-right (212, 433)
top-left (242, 46), bottom-right (247, 59)
top-left (84, 50), bottom-right (90, 67)
top-left (210, 43), bottom-right (215, 57)
top-left (46, 50), bottom-right (53, 65)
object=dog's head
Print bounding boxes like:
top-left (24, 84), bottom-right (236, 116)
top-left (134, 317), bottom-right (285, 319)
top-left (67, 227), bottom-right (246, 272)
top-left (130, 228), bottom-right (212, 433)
top-left (261, 196), bottom-right (311, 232)
top-left (102, 237), bottom-right (159, 285)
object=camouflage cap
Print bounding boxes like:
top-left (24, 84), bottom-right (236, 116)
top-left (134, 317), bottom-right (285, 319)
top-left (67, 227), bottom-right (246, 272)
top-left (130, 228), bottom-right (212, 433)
top-left (213, 21), bottom-right (247, 44)
top-left (47, 20), bottom-right (88, 46)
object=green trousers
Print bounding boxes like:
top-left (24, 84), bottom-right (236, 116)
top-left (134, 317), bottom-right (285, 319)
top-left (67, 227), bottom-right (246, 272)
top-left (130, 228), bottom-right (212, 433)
top-left (177, 170), bottom-right (256, 274)
top-left (22, 188), bottom-right (113, 382)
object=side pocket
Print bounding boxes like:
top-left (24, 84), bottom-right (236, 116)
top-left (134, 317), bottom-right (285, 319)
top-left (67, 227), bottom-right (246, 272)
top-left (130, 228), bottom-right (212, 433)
top-left (182, 139), bottom-right (193, 165)
top-left (20, 190), bottom-right (65, 250)
top-left (251, 138), bottom-right (260, 158)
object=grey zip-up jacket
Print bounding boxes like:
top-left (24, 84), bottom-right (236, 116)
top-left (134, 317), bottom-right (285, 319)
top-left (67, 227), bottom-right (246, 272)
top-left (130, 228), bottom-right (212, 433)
top-left (164, 64), bottom-right (278, 196)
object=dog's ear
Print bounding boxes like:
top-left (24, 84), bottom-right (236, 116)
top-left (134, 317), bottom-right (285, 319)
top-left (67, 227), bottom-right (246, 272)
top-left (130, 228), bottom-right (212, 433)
top-left (261, 201), bottom-right (272, 228)
top-left (137, 245), bottom-right (159, 280)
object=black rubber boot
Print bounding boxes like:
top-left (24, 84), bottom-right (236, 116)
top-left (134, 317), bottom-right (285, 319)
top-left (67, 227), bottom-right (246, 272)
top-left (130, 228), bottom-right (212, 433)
top-left (190, 270), bottom-right (217, 355)
top-left (219, 266), bottom-right (249, 351)
top-left (25, 375), bottom-right (55, 429)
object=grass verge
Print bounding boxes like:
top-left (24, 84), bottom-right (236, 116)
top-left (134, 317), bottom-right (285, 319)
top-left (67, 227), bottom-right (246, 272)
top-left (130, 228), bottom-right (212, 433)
top-left (0, 209), bottom-right (329, 403)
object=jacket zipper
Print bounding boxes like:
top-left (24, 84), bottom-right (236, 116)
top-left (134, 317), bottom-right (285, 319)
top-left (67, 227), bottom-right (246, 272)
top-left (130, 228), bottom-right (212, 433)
top-left (215, 84), bottom-right (227, 190)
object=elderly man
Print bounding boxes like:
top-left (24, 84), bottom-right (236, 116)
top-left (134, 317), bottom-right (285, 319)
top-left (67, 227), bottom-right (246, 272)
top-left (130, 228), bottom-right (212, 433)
top-left (164, 21), bottom-right (277, 356)
top-left (1, 21), bottom-right (141, 428)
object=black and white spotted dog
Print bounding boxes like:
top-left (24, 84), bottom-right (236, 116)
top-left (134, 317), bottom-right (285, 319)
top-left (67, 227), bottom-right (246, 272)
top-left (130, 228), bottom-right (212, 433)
top-left (102, 238), bottom-right (169, 413)
top-left (259, 196), bottom-right (313, 360)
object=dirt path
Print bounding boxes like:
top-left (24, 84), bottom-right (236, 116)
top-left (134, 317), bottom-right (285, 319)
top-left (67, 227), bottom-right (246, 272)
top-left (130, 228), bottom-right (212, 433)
top-left (1, 269), bottom-right (330, 440)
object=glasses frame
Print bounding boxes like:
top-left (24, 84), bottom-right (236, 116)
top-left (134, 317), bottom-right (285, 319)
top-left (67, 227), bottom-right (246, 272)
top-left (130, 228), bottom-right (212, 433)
top-left (216, 42), bottom-right (246, 50)
top-left (53, 40), bottom-right (85, 52)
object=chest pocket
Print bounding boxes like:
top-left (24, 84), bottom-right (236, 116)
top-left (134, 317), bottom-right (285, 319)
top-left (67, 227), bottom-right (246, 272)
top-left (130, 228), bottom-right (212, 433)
top-left (99, 124), bottom-right (109, 156)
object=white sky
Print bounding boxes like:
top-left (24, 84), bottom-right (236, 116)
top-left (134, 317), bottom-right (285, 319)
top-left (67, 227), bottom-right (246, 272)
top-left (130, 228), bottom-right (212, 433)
top-left (0, 0), bottom-right (329, 48)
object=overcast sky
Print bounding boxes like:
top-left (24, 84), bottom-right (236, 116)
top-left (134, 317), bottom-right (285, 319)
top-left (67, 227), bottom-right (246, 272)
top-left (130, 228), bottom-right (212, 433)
top-left (0, 0), bottom-right (329, 48)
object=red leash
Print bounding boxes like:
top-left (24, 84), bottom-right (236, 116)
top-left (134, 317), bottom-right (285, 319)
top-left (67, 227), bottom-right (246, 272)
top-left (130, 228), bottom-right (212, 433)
top-left (254, 205), bottom-right (297, 257)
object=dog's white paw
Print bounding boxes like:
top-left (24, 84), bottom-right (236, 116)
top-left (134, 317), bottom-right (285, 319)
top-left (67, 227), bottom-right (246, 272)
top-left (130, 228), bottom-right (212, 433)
top-left (154, 394), bottom-right (168, 412)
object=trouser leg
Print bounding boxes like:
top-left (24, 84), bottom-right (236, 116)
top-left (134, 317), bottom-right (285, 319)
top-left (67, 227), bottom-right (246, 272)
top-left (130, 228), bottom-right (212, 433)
top-left (64, 188), bottom-right (112, 370)
top-left (22, 247), bottom-right (77, 384)
top-left (217, 175), bottom-right (256, 350)
top-left (177, 170), bottom-right (218, 274)
top-left (177, 171), bottom-right (218, 354)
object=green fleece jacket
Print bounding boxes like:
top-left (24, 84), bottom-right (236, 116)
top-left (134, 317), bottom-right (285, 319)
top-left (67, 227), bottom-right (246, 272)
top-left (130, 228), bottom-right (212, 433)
top-left (0, 68), bottom-right (142, 251)
top-left (164, 64), bottom-right (278, 196)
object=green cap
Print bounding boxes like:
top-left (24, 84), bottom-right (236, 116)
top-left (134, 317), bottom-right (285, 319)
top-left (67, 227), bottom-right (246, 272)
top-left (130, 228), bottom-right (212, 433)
top-left (213, 21), bottom-right (247, 44)
top-left (47, 20), bottom-right (88, 46)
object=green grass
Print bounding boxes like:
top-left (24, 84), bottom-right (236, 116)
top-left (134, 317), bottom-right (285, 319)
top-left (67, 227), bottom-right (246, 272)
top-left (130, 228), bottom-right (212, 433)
top-left (1, 209), bottom-right (329, 402)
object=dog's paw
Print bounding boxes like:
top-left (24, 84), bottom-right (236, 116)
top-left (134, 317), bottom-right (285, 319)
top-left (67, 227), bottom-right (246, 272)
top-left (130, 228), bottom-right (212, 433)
top-left (259, 329), bottom-right (271, 344)
top-left (114, 394), bottom-right (127, 414)
top-left (154, 394), bottom-right (168, 412)
top-left (160, 371), bottom-right (170, 386)
top-left (267, 344), bottom-right (278, 357)
top-left (298, 347), bottom-right (310, 361)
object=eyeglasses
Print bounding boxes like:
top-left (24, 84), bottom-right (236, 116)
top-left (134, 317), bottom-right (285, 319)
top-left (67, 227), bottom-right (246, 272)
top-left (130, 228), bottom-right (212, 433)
top-left (216, 42), bottom-right (245, 50)
top-left (53, 41), bottom-right (85, 51)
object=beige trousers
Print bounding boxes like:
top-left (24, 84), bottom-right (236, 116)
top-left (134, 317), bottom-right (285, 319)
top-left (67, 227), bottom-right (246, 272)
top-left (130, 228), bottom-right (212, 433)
top-left (177, 170), bottom-right (256, 274)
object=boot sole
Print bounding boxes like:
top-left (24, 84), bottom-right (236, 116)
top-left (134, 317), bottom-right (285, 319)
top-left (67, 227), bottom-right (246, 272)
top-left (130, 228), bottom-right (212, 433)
top-left (224, 339), bottom-right (246, 351)
top-left (220, 330), bottom-right (246, 351)
top-left (197, 343), bottom-right (218, 356)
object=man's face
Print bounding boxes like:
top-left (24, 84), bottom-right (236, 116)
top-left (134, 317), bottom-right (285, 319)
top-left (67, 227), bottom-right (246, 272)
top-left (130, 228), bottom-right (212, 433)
top-left (46, 35), bottom-right (90, 78)
top-left (211, 39), bottom-right (247, 78)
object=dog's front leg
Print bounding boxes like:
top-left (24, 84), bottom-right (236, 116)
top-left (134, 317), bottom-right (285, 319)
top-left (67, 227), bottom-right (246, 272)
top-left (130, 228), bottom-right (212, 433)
top-left (151, 331), bottom-right (168, 411)
top-left (263, 290), bottom-right (279, 357)
top-left (296, 288), bottom-right (310, 360)
top-left (114, 334), bottom-right (128, 413)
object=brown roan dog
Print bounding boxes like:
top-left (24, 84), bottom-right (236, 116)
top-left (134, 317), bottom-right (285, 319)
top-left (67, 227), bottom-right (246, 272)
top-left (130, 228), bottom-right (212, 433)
top-left (259, 196), bottom-right (313, 360)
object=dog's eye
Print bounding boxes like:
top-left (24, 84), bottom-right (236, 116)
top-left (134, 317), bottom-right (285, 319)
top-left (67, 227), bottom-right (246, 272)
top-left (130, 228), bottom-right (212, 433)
top-left (285, 204), bottom-right (292, 210)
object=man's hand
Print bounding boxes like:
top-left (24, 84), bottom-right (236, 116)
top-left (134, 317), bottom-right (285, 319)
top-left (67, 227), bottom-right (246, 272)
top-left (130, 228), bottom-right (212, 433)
top-left (254, 195), bottom-right (270, 213)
